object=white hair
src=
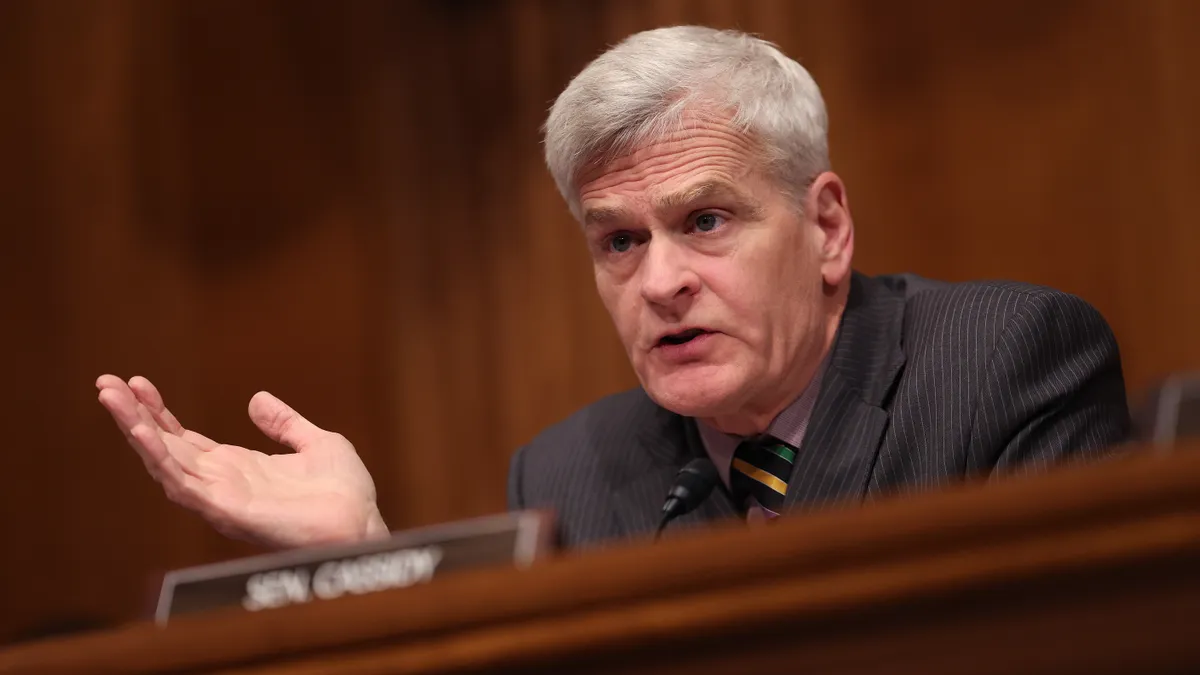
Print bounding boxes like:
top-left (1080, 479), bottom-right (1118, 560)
top-left (543, 25), bottom-right (830, 221)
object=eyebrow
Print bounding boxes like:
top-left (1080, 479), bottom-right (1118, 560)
top-left (582, 179), bottom-right (764, 227)
top-left (582, 205), bottom-right (630, 228)
top-left (658, 180), bottom-right (746, 211)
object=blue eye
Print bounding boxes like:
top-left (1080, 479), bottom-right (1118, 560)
top-left (608, 233), bottom-right (634, 253)
top-left (694, 213), bottom-right (723, 232)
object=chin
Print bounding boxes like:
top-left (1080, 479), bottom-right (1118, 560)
top-left (641, 364), bottom-right (748, 418)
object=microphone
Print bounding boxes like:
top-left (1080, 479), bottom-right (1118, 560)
top-left (656, 458), bottom-right (719, 539)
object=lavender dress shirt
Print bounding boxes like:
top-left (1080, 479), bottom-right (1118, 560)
top-left (697, 357), bottom-right (829, 519)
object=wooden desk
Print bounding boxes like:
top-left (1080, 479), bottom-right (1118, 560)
top-left (3, 441), bottom-right (1199, 674)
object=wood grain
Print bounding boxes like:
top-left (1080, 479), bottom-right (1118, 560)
top-left (1, 441), bottom-right (1199, 673)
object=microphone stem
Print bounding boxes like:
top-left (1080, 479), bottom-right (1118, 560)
top-left (654, 515), bottom-right (671, 540)
top-left (655, 497), bottom-right (682, 540)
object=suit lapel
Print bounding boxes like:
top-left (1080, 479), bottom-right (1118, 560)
top-left (781, 368), bottom-right (890, 509)
top-left (783, 273), bottom-right (907, 510)
top-left (611, 411), bottom-right (737, 540)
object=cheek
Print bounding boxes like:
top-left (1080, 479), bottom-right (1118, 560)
top-left (594, 272), bottom-right (640, 343)
top-left (698, 261), bottom-right (771, 333)
top-left (699, 244), bottom-right (814, 349)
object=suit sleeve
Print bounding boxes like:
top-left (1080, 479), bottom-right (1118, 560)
top-left (506, 444), bottom-right (528, 511)
top-left (968, 291), bottom-right (1131, 475)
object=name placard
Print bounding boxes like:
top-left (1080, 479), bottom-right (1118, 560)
top-left (155, 510), bottom-right (552, 625)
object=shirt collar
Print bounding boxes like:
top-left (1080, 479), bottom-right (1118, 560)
top-left (697, 354), bottom-right (830, 488)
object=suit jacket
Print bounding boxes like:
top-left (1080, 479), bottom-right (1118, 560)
top-left (507, 272), bottom-right (1131, 549)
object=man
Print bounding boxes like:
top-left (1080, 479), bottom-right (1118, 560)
top-left (97, 26), bottom-right (1130, 551)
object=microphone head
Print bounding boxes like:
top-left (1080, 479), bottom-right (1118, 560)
top-left (662, 458), bottom-right (719, 518)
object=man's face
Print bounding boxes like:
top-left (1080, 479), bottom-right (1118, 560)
top-left (577, 117), bottom-right (842, 428)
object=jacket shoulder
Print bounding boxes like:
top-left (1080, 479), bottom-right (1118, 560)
top-left (867, 273), bottom-right (1125, 486)
top-left (876, 273), bottom-right (1114, 349)
top-left (508, 387), bottom-right (663, 504)
top-left (507, 387), bottom-right (673, 547)
top-left (525, 387), bottom-right (662, 456)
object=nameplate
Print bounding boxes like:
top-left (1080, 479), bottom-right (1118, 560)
top-left (154, 510), bottom-right (552, 625)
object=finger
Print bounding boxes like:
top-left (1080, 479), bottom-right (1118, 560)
top-left (182, 430), bottom-right (219, 451)
top-left (128, 422), bottom-right (178, 477)
top-left (161, 433), bottom-right (204, 474)
top-left (127, 377), bottom-right (219, 450)
top-left (98, 386), bottom-right (148, 444)
top-left (248, 391), bottom-right (325, 452)
top-left (98, 376), bottom-right (162, 435)
top-left (100, 389), bottom-right (169, 483)
top-left (130, 424), bottom-right (210, 509)
top-left (99, 388), bottom-right (201, 479)
top-left (96, 374), bottom-right (127, 391)
top-left (127, 382), bottom-right (164, 432)
top-left (128, 376), bottom-right (184, 434)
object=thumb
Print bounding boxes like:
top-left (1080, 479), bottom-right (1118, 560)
top-left (248, 391), bottom-right (325, 452)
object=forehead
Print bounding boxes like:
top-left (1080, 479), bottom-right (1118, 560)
top-left (576, 119), bottom-right (766, 213)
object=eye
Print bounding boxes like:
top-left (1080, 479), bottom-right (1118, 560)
top-left (693, 212), bottom-right (725, 233)
top-left (608, 233), bottom-right (635, 253)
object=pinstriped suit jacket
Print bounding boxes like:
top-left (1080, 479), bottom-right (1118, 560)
top-left (507, 272), bottom-right (1131, 549)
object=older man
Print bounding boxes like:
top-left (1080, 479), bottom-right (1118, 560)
top-left (97, 26), bottom-right (1129, 550)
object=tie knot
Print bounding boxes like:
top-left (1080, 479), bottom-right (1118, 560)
top-left (729, 436), bottom-right (797, 515)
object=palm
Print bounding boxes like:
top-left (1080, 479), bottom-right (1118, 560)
top-left (98, 375), bottom-right (387, 549)
top-left (190, 441), bottom-right (377, 547)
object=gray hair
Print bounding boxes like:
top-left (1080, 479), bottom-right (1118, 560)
top-left (543, 26), bottom-right (830, 220)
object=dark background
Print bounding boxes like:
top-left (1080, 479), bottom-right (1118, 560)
top-left (1, 0), bottom-right (1196, 642)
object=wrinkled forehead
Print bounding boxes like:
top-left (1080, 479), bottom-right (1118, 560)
top-left (574, 121), bottom-right (772, 224)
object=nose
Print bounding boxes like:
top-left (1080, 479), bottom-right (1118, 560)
top-left (639, 236), bottom-right (700, 312)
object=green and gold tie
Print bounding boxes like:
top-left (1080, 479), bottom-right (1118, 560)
top-left (729, 436), bottom-right (796, 516)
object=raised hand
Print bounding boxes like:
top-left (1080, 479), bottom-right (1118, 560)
top-left (96, 375), bottom-right (389, 549)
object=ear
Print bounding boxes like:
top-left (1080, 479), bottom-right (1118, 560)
top-left (805, 171), bottom-right (854, 288)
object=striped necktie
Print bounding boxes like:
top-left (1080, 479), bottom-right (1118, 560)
top-left (729, 436), bottom-right (796, 516)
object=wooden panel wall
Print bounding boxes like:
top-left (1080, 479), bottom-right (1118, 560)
top-left (0, 0), bottom-right (1196, 643)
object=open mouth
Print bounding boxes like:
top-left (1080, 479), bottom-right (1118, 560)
top-left (658, 328), bottom-right (708, 346)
